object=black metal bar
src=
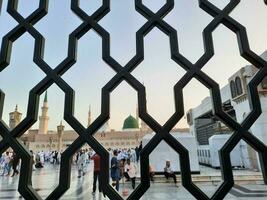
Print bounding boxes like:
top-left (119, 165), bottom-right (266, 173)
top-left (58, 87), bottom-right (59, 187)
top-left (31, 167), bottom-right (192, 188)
top-left (0, 1), bottom-right (267, 200)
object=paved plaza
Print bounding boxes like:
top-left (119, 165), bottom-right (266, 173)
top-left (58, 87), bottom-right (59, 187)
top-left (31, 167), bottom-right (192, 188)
top-left (1, 163), bottom-right (267, 200)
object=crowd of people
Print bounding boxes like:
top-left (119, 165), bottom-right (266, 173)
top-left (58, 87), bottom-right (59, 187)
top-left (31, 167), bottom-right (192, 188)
top-left (86, 142), bottom-right (178, 198)
top-left (1, 141), bottom-right (179, 199)
top-left (0, 150), bottom-right (63, 176)
top-left (0, 151), bottom-right (20, 177)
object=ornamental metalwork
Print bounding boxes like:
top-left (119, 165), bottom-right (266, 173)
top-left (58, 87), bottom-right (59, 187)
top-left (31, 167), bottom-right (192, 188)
top-left (0, 0), bottom-right (267, 200)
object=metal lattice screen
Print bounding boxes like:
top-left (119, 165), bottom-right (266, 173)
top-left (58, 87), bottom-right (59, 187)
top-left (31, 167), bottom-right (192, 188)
top-left (0, 0), bottom-right (267, 199)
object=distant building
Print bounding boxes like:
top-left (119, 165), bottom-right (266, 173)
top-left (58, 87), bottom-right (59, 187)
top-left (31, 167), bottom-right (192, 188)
top-left (2, 92), bottom-right (187, 153)
top-left (9, 105), bottom-right (22, 130)
top-left (187, 50), bottom-right (267, 170)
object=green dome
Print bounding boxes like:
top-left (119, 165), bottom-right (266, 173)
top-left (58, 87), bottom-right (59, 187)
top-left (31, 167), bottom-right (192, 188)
top-left (123, 115), bottom-right (139, 130)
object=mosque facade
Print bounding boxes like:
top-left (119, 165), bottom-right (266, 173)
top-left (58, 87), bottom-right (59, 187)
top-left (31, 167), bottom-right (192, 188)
top-left (5, 92), bottom-right (187, 153)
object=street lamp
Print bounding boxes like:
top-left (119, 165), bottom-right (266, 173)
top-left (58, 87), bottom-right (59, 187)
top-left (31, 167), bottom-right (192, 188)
top-left (49, 137), bottom-right (53, 151)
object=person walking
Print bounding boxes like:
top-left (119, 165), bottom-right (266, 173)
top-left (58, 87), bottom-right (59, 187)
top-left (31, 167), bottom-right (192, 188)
top-left (110, 150), bottom-right (120, 191)
top-left (91, 153), bottom-right (106, 199)
top-left (11, 152), bottom-right (20, 177)
top-left (124, 159), bottom-right (137, 189)
top-left (91, 153), bottom-right (103, 196)
top-left (1, 152), bottom-right (11, 176)
top-left (77, 150), bottom-right (86, 178)
top-left (30, 150), bottom-right (36, 171)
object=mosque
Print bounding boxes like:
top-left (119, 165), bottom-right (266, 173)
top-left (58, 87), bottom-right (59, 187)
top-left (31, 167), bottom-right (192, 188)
top-left (6, 92), bottom-right (187, 153)
top-left (5, 51), bottom-right (267, 172)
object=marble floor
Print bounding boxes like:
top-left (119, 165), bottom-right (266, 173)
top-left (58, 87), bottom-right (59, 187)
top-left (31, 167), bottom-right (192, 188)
top-left (0, 163), bottom-right (267, 200)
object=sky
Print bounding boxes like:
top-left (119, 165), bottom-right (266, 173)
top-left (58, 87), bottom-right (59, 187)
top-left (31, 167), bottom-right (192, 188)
top-left (0, 0), bottom-right (267, 131)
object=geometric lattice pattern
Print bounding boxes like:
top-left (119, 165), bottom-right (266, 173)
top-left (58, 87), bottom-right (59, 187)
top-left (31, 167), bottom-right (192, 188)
top-left (1, 0), bottom-right (267, 199)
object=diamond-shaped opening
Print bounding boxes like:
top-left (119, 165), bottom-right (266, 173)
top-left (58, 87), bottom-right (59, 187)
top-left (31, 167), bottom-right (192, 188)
top-left (79, 0), bottom-right (102, 16)
top-left (231, 139), bottom-right (267, 197)
top-left (174, 78), bottom-right (210, 131)
top-left (62, 31), bottom-right (115, 129)
top-left (230, 0), bottom-right (267, 56)
top-left (93, 81), bottom-right (151, 198)
top-left (202, 25), bottom-right (259, 124)
top-left (0, 1), bottom-right (17, 47)
top-left (142, 0), bottom-right (167, 13)
top-left (164, 0), bottom-right (213, 64)
top-left (99, 0), bottom-right (146, 66)
top-left (17, 0), bottom-right (39, 18)
top-left (0, 33), bottom-right (46, 128)
top-left (143, 136), bottom-right (200, 199)
top-left (176, 78), bottom-right (237, 197)
top-left (26, 85), bottom-right (72, 198)
top-left (208, 0), bottom-right (230, 10)
top-left (18, 0), bottom-right (40, 18)
top-left (35, 0), bottom-right (80, 67)
top-left (61, 144), bottom-right (105, 199)
top-left (132, 27), bottom-right (186, 126)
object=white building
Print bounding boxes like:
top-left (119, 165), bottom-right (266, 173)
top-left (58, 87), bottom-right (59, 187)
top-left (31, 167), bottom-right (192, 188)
top-left (142, 132), bottom-right (200, 173)
top-left (187, 50), bottom-right (267, 170)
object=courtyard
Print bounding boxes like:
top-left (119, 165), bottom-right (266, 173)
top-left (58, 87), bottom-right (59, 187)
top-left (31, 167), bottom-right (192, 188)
top-left (0, 163), bottom-right (267, 200)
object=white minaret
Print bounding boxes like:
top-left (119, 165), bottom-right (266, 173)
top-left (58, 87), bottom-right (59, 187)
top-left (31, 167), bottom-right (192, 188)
top-left (88, 105), bottom-right (92, 127)
top-left (38, 91), bottom-right (49, 134)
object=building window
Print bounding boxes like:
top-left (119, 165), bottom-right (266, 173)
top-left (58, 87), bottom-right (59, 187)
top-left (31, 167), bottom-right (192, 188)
top-left (235, 77), bottom-right (243, 95)
top-left (230, 80), bottom-right (237, 98)
top-left (262, 76), bottom-right (267, 89)
top-left (187, 112), bottom-right (193, 125)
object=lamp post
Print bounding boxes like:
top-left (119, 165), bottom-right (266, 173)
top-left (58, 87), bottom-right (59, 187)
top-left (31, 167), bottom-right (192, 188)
top-left (49, 137), bottom-right (53, 151)
top-left (57, 121), bottom-right (64, 154)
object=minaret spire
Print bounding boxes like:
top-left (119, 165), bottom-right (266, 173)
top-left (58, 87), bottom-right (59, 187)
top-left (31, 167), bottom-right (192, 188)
top-left (88, 105), bottom-right (92, 127)
top-left (38, 91), bottom-right (49, 134)
top-left (44, 91), bottom-right (48, 103)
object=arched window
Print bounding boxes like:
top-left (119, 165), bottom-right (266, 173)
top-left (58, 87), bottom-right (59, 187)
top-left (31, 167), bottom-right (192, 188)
top-left (235, 77), bottom-right (243, 95)
top-left (230, 80), bottom-right (237, 98)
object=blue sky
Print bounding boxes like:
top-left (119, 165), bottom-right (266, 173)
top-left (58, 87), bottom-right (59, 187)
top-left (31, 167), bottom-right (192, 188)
top-left (0, 0), bottom-right (267, 131)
